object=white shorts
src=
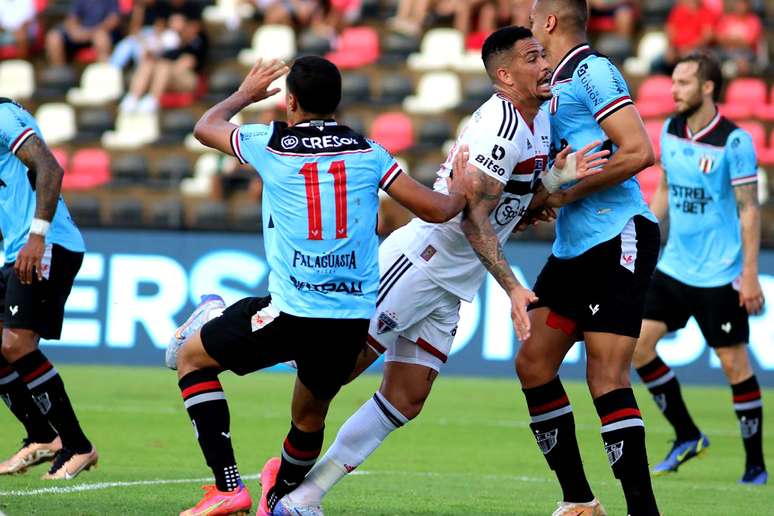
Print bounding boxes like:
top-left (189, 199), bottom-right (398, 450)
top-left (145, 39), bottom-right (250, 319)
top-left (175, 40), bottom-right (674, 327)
top-left (368, 233), bottom-right (461, 372)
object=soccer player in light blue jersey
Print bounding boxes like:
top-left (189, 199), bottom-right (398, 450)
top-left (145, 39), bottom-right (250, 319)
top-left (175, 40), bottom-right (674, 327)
top-left (0, 99), bottom-right (97, 479)
top-left (632, 53), bottom-right (766, 485)
top-left (516, 1), bottom-right (661, 515)
top-left (172, 56), bottom-right (472, 516)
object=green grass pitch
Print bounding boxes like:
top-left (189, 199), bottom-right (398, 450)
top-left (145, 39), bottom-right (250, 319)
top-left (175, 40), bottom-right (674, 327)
top-left (0, 365), bottom-right (771, 515)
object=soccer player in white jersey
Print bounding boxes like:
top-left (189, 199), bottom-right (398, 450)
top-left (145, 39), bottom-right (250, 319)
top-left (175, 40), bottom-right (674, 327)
top-left (270, 26), bottom-right (609, 515)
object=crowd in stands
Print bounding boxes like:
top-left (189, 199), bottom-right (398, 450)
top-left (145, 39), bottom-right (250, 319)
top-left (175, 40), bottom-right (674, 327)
top-left (0, 0), bottom-right (771, 241)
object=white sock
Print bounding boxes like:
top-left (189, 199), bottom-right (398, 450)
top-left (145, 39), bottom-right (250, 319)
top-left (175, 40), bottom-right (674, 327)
top-left (288, 392), bottom-right (408, 505)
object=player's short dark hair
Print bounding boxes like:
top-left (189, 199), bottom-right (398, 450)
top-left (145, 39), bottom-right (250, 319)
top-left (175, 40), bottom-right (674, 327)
top-left (676, 52), bottom-right (723, 101)
top-left (481, 26), bottom-right (535, 76)
top-left (286, 56), bottom-right (342, 115)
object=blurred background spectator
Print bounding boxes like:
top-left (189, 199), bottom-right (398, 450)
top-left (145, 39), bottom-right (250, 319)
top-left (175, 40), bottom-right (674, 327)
top-left (0, 0), bottom-right (36, 59)
top-left (110, 0), bottom-right (172, 69)
top-left (46, 0), bottom-right (121, 65)
top-left (716, 0), bottom-right (763, 75)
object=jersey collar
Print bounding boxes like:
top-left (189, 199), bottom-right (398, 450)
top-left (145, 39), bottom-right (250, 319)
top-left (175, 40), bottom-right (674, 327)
top-left (294, 119), bottom-right (338, 129)
top-left (550, 43), bottom-right (593, 86)
top-left (685, 110), bottom-right (721, 142)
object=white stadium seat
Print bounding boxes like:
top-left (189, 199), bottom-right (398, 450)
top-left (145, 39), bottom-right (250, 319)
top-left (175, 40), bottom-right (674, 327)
top-left (102, 112), bottom-right (159, 149)
top-left (407, 28), bottom-right (464, 71)
top-left (624, 31), bottom-right (668, 77)
top-left (203, 0), bottom-right (256, 27)
top-left (243, 76), bottom-right (286, 111)
top-left (239, 25), bottom-right (296, 66)
top-left (403, 72), bottom-right (461, 114)
top-left (0, 60), bottom-right (34, 100)
top-left (67, 63), bottom-right (124, 106)
top-left (35, 103), bottom-right (75, 145)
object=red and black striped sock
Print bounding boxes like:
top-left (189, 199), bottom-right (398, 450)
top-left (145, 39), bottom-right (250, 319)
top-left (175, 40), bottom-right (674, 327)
top-left (523, 376), bottom-right (594, 503)
top-left (594, 388), bottom-right (658, 516)
top-left (268, 422), bottom-right (324, 510)
top-left (179, 369), bottom-right (241, 492)
top-left (0, 355), bottom-right (58, 444)
top-left (11, 350), bottom-right (90, 453)
top-left (731, 375), bottom-right (765, 469)
top-left (636, 356), bottom-right (701, 442)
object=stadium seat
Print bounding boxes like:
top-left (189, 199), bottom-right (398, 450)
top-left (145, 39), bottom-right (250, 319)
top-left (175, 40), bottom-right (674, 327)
top-left (412, 158), bottom-right (441, 186)
top-left (147, 199), bottom-right (183, 229)
top-left (760, 130), bottom-right (774, 166)
top-left (0, 60), bottom-right (34, 99)
top-left (110, 154), bottom-right (149, 185)
top-left (452, 50), bottom-right (487, 73)
top-left (102, 112), bottom-right (159, 149)
top-left (35, 103), bottom-right (75, 145)
top-left (64, 149), bottom-right (111, 190)
top-left (156, 155), bottom-right (193, 183)
top-left (76, 108), bottom-right (114, 143)
top-left (369, 112), bottom-right (414, 154)
top-left (181, 153), bottom-right (227, 196)
top-left (210, 29), bottom-right (249, 62)
top-left (67, 63), bottom-right (123, 106)
top-left (36, 65), bottom-right (77, 101)
top-left (64, 195), bottom-right (101, 227)
top-left (737, 121), bottom-right (766, 157)
top-left (159, 110), bottom-right (197, 145)
top-left (460, 76), bottom-right (494, 112)
top-left (407, 28), bottom-right (465, 71)
top-left (51, 148), bottom-right (69, 175)
top-left (380, 33), bottom-right (420, 66)
top-left (233, 202), bottom-right (262, 232)
top-left (108, 198), bottom-right (144, 228)
top-left (624, 31), bottom-right (669, 77)
top-left (74, 47), bottom-right (97, 64)
top-left (443, 115), bottom-right (471, 156)
top-left (403, 72), bottom-right (461, 114)
top-left (375, 74), bottom-right (413, 105)
top-left (206, 68), bottom-right (243, 103)
top-left (326, 27), bottom-right (380, 69)
top-left (244, 76), bottom-right (286, 111)
top-left (238, 25), bottom-right (295, 66)
top-left (644, 119), bottom-right (665, 159)
top-left (638, 164), bottom-right (663, 204)
top-left (190, 201), bottom-right (230, 231)
top-left (719, 78), bottom-right (767, 121)
top-left (298, 31), bottom-right (332, 56)
top-left (339, 114), bottom-right (366, 136)
top-left (341, 73), bottom-right (371, 105)
top-left (415, 118), bottom-right (452, 153)
top-left (636, 76), bottom-right (674, 118)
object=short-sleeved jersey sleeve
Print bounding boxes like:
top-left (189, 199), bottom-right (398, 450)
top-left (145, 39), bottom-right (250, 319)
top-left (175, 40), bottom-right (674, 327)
top-left (230, 123), bottom-right (273, 166)
top-left (367, 139), bottom-right (405, 192)
top-left (0, 103), bottom-right (36, 156)
top-left (726, 129), bottom-right (758, 187)
top-left (573, 57), bottom-right (634, 125)
top-left (464, 104), bottom-right (523, 184)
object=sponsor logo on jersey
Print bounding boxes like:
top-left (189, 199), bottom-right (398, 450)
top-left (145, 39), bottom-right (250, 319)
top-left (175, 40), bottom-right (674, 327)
top-left (420, 245), bottom-right (436, 262)
top-left (491, 144), bottom-right (506, 160)
top-left (281, 135), bottom-right (299, 149)
top-left (292, 250), bottom-right (357, 270)
top-left (376, 311), bottom-right (398, 334)
top-left (290, 275), bottom-right (364, 295)
top-left (605, 440), bottom-right (624, 466)
top-left (495, 196), bottom-right (527, 225)
top-left (300, 135), bottom-right (360, 150)
top-left (475, 153), bottom-right (506, 176)
top-left (721, 322), bottom-right (732, 333)
top-left (698, 155), bottom-right (714, 174)
top-left (670, 184), bottom-right (711, 214)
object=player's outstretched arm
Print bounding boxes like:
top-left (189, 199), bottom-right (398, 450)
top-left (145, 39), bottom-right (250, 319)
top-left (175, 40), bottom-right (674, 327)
top-left (385, 145), bottom-right (471, 223)
top-left (14, 135), bottom-right (64, 284)
top-left (194, 59), bottom-right (288, 156)
top-left (460, 168), bottom-right (537, 341)
top-left (548, 105), bottom-right (654, 207)
top-left (735, 183), bottom-right (765, 314)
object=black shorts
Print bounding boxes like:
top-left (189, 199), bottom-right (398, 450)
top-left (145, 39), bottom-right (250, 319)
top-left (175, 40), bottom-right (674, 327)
top-left (643, 269), bottom-right (749, 348)
top-left (531, 215), bottom-right (660, 338)
top-left (200, 296), bottom-right (369, 400)
top-left (0, 244), bottom-right (83, 339)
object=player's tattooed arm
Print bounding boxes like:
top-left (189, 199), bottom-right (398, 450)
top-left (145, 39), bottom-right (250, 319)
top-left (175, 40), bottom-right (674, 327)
top-left (734, 182), bottom-right (764, 314)
top-left (461, 169), bottom-right (537, 341)
top-left (14, 134), bottom-right (64, 284)
top-left (194, 59), bottom-right (288, 156)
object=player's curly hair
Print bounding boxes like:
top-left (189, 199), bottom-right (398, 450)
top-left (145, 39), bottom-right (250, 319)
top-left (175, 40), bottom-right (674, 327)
top-left (287, 56), bottom-right (342, 115)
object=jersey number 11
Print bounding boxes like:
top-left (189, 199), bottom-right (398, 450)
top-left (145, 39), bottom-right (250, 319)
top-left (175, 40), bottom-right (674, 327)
top-left (299, 160), bottom-right (348, 240)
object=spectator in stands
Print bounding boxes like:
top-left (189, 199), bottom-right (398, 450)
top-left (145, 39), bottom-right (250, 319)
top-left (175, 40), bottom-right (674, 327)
top-left (654, 0), bottom-right (717, 73)
top-left (588, 0), bottom-right (636, 38)
top-left (716, 0), bottom-right (762, 76)
top-left (0, 0), bottom-right (35, 59)
top-left (387, 0), bottom-right (455, 36)
top-left (110, 0), bottom-right (174, 69)
top-left (455, 0), bottom-right (528, 50)
top-left (119, 2), bottom-right (207, 113)
top-left (45, 0), bottom-right (121, 65)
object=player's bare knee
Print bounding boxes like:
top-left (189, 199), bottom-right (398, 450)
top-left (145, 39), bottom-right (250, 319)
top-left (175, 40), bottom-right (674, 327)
top-left (587, 361), bottom-right (631, 398)
top-left (715, 345), bottom-right (753, 384)
top-left (515, 346), bottom-right (554, 387)
top-left (1, 328), bottom-right (37, 362)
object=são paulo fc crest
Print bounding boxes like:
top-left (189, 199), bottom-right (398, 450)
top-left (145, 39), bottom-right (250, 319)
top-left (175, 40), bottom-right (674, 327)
top-left (698, 155), bottom-right (714, 174)
top-left (376, 311), bottom-right (398, 334)
top-left (549, 94), bottom-right (559, 115)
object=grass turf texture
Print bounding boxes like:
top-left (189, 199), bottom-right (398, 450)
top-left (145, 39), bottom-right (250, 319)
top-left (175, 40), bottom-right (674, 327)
top-left (0, 365), bottom-right (771, 515)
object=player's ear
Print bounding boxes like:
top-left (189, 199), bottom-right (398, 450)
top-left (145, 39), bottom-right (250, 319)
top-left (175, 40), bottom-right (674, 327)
top-left (287, 92), bottom-right (297, 112)
top-left (545, 14), bottom-right (557, 33)
top-left (702, 79), bottom-right (715, 100)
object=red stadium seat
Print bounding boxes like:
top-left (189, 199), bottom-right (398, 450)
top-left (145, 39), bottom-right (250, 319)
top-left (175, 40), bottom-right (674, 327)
top-left (63, 148), bottom-right (110, 190)
top-left (326, 27), bottom-right (380, 69)
top-left (719, 78), bottom-right (766, 121)
top-left (160, 76), bottom-right (207, 108)
top-left (51, 148), bottom-right (69, 175)
top-left (759, 85), bottom-right (774, 122)
top-left (737, 121), bottom-right (766, 156)
top-left (638, 164), bottom-right (662, 204)
top-left (369, 112), bottom-right (414, 154)
top-left (74, 47), bottom-right (98, 64)
top-left (644, 119), bottom-right (665, 159)
top-left (636, 76), bottom-right (674, 118)
top-left (759, 129), bottom-right (774, 166)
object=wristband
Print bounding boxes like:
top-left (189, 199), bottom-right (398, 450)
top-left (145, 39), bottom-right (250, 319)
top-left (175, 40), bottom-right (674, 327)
top-left (29, 218), bottom-right (50, 237)
top-left (541, 151), bottom-right (578, 193)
